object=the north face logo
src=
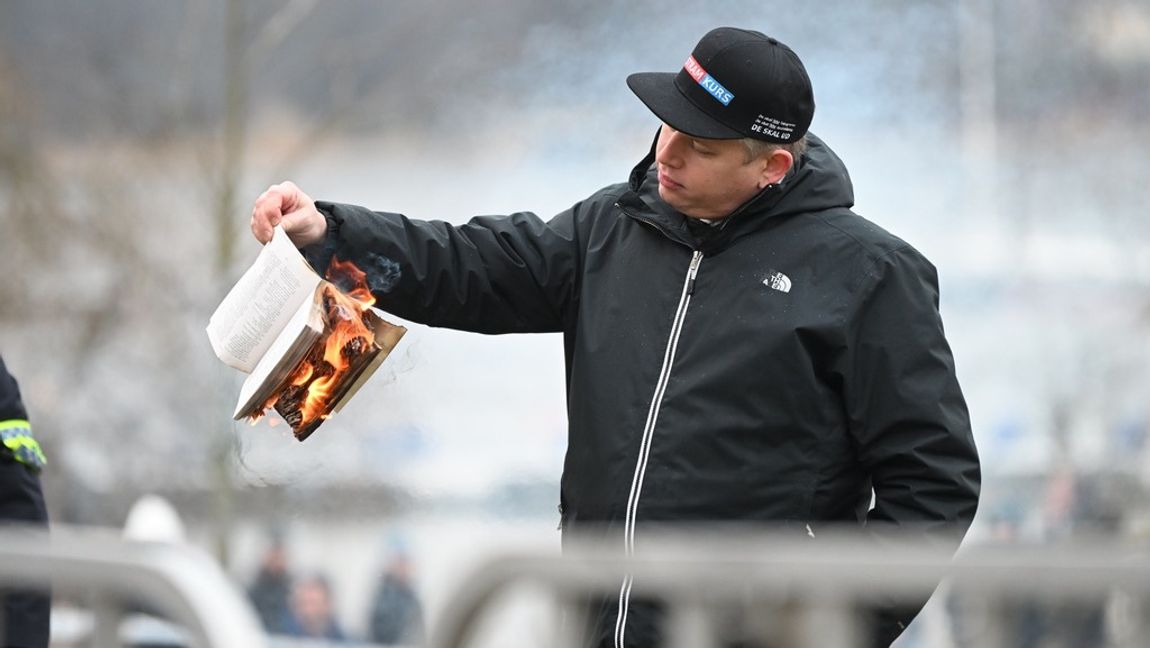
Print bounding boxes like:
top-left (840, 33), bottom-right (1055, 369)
top-left (763, 271), bottom-right (792, 293)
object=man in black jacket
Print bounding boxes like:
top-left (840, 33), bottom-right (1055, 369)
top-left (249, 27), bottom-right (980, 647)
top-left (0, 355), bottom-right (50, 648)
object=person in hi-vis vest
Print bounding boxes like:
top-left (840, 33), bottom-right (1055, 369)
top-left (0, 354), bottom-right (49, 648)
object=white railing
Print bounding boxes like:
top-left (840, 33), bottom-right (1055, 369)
top-left (428, 530), bottom-right (1150, 648)
top-left (0, 524), bottom-right (266, 648)
top-left (4, 525), bottom-right (1147, 647)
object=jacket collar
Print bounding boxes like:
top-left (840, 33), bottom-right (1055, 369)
top-left (620, 129), bottom-right (855, 253)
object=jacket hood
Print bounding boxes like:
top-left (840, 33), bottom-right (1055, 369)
top-left (622, 130), bottom-right (856, 250)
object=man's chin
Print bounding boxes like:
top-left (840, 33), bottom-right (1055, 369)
top-left (657, 186), bottom-right (685, 211)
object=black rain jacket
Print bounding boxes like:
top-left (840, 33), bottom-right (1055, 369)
top-left (0, 355), bottom-right (50, 648)
top-left (308, 133), bottom-right (981, 646)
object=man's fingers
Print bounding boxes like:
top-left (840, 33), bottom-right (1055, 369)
top-left (250, 182), bottom-right (297, 244)
top-left (250, 210), bottom-right (273, 244)
top-left (250, 199), bottom-right (275, 244)
top-left (249, 181), bottom-right (320, 246)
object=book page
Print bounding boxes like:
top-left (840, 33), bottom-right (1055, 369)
top-left (207, 226), bottom-right (321, 373)
top-left (233, 286), bottom-right (325, 419)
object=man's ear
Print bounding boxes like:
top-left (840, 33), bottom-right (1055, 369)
top-left (758, 149), bottom-right (794, 189)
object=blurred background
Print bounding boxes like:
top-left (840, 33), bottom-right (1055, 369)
top-left (2, 0), bottom-right (1149, 645)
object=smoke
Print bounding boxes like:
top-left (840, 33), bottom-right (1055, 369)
top-left (360, 253), bottom-right (402, 296)
top-left (323, 251), bottom-right (402, 297)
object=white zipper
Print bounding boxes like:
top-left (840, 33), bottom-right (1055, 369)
top-left (615, 249), bottom-right (703, 648)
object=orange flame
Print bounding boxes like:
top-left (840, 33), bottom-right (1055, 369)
top-left (264, 256), bottom-right (378, 433)
top-left (327, 257), bottom-right (376, 308)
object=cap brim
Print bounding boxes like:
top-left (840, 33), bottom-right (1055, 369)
top-left (627, 72), bottom-right (744, 140)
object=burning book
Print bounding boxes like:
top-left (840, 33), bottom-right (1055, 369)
top-left (207, 226), bottom-right (405, 440)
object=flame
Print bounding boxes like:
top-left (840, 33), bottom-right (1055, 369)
top-left (327, 257), bottom-right (376, 307)
top-left (262, 256), bottom-right (378, 434)
top-left (289, 362), bottom-right (314, 387)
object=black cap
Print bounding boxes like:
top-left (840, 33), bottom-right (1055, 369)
top-left (627, 27), bottom-right (815, 143)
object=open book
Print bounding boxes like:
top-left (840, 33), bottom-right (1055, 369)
top-left (207, 226), bottom-right (405, 439)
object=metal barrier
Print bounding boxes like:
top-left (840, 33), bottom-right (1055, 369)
top-left (0, 524), bottom-right (266, 648)
top-left (428, 530), bottom-right (1150, 648)
top-left (3, 525), bottom-right (1146, 647)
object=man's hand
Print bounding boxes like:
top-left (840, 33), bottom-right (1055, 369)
top-left (250, 181), bottom-right (328, 246)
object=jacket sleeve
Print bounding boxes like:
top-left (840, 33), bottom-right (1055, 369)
top-left (306, 201), bottom-right (582, 334)
top-left (839, 246), bottom-right (980, 646)
top-left (842, 245), bottom-right (980, 533)
top-left (0, 355), bottom-right (49, 521)
top-left (0, 356), bottom-right (27, 423)
top-left (1, 355), bottom-right (46, 472)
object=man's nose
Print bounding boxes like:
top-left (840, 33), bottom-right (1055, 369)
top-left (656, 129), bottom-right (687, 167)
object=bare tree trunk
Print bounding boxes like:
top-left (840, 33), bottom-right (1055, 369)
top-left (211, 0), bottom-right (250, 566)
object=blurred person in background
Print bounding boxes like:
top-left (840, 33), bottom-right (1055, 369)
top-left (368, 542), bottom-right (423, 645)
top-left (283, 573), bottom-right (346, 641)
top-left (0, 354), bottom-right (50, 648)
top-left (247, 536), bottom-right (293, 634)
top-left (249, 26), bottom-right (980, 647)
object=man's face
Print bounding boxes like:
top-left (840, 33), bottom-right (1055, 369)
top-left (654, 124), bottom-right (767, 220)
